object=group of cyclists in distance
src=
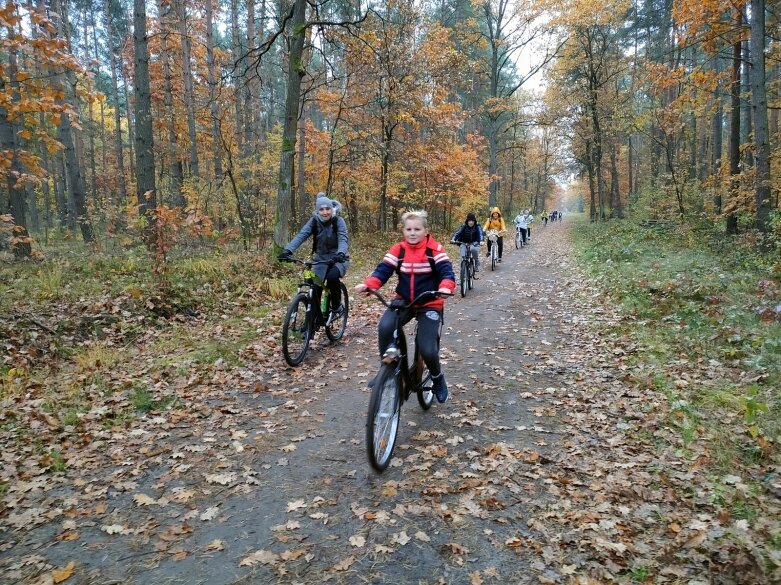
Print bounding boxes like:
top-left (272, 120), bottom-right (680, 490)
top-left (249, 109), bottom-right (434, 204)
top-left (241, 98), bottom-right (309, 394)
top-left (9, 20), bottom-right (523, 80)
top-left (278, 194), bottom-right (563, 406)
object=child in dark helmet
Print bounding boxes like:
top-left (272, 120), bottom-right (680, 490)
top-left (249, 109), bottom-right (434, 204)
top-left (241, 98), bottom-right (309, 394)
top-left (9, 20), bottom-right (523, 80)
top-left (451, 213), bottom-right (483, 275)
top-left (278, 193), bottom-right (349, 317)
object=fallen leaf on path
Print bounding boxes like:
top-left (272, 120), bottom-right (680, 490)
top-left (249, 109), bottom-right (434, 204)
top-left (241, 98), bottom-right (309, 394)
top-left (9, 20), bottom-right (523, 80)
top-left (205, 539), bottom-right (224, 551)
top-left (331, 555), bottom-right (355, 571)
top-left (52, 561), bottom-right (75, 583)
top-left (349, 535), bottom-right (366, 547)
top-left (132, 493), bottom-right (158, 506)
top-left (415, 531), bottom-right (431, 542)
top-left (239, 549), bottom-right (279, 566)
top-left (286, 499), bottom-right (306, 512)
top-left (200, 506), bottom-right (219, 521)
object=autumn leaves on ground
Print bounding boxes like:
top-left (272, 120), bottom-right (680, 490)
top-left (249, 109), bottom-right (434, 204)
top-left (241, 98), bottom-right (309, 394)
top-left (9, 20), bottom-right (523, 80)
top-left (2, 219), bottom-right (780, 584)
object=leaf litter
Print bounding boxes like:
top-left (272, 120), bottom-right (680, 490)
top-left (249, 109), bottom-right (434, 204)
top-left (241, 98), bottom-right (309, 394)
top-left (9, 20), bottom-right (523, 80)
top-left (1, 225), bottom-right (778, 584)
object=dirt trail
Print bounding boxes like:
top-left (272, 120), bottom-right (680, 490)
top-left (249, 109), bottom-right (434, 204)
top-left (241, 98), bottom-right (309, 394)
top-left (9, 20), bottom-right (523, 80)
top-left (3, 221), bottom-right (585, 585)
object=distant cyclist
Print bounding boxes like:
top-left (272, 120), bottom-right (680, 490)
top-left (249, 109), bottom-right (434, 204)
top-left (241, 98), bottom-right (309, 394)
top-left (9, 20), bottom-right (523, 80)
top-left (278, 194), bottom-right (349, 317)
top-left (483, 207), bottom-right (506, 262)
top-left (451, 213), bottom-right (483, 276)
top-left (513, 209), bottom-right (533, 245)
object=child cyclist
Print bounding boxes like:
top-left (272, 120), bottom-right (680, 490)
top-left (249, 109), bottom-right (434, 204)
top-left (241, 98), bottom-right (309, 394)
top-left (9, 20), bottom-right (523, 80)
top-left (483, 207), bottom-right (506, 262)
top-left (451, 212), bottom-right (483, 276)
top-left (355, 210), bottom-right (455, 403)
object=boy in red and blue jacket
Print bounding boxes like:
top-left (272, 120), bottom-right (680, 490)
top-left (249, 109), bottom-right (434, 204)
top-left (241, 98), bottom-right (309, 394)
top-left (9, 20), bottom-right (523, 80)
top-left (356, 210), bottom-right (455, 402)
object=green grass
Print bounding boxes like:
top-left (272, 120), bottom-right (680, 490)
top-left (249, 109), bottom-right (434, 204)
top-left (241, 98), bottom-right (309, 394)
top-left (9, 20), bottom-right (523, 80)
top-left (572, 215), bottom-right (781, 468)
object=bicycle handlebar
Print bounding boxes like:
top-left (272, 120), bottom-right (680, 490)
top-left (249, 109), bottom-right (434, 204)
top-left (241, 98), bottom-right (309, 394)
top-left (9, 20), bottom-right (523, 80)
top-left (281, 256), bottom-right (346, 267)
top-left (450, 240), bottom-right (483, 245)
top-left (364, 288), bottom-right (453, 309)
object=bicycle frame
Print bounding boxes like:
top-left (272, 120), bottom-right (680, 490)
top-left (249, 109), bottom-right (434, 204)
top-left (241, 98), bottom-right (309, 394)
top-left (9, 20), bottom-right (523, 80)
top-left (486, 230), bottom-right (500, 269)
top-left (281, 257), bottom-right (349, 367)
top-left (364, 289), bottom-right (450, 471)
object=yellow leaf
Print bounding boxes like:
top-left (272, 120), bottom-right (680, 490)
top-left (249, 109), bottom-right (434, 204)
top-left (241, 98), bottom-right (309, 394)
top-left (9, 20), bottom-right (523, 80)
top-left (52, 561), bottom-right (75, 583)
top-left (205, 539), bottom-right (224, 552)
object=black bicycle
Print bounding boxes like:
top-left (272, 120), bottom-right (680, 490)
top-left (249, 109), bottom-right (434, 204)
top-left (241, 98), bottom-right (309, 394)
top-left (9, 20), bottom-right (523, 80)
top-left (451, 240), bottom-right (479, 297)
top-left (364, 289), bottom-right (451, 472)
top-left (280, 257), bottom-right (349, 367)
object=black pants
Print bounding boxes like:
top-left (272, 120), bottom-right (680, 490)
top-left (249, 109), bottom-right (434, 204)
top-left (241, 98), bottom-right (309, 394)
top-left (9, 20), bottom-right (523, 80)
top-left (324, 265), bottom-right (342, 309)
top-left (378, 307), bottom-right (443, 376)
top-left (313, 266), bottom-right (342, 315)
top-left (487, 236), bottom-right (503, 258)
top-left (518, 227), bottom-right (529, 244)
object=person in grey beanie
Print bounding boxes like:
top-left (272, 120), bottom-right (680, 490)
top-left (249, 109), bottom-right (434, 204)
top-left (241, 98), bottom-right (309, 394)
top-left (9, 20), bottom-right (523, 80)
top-left (278, 193), bottom-right (349, 318)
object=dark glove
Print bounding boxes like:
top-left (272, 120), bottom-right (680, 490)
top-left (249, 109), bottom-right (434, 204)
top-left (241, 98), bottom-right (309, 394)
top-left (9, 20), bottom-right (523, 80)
top-left (334, 252), bottom-right (347, 263)
top-left (278, 249), bottom-right (293, 261)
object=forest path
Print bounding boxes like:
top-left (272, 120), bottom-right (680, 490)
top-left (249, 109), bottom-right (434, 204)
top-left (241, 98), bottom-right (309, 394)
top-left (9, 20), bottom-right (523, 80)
top-left (4, 220), bottom-right (590, 585)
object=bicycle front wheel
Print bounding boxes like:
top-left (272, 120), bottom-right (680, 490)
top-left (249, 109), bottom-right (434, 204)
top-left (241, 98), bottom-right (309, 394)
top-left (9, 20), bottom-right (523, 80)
top-left (325, 283), bottom-right (349, 341)
top-left (366, 364), bottom-right (401, 472)
top-left (515, 232), bottom-right (521, 249)
top-left (467, 260), bottom-right (475, 290)
top-left (491, 248), bottom-right (496, 271)
top-left (282, 292), bottom-right (312, 366)
top-left (459, 259), bottom-right (467, 297)
top-left (414, 354), bottom-right (434, 411)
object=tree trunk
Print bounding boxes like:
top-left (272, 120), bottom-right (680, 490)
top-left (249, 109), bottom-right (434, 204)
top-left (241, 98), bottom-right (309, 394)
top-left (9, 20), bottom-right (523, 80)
top-left (750, 0), bottom-right (771, 232)
top-left (727, 10), bottom-right (741, 235)
top-left (0, 74), bottom-right (32, 257)
top-left (174, 0), bottom-right (199, 178)
top-left (158, 0), bottom-right (185, 206)
top-left (105, 0), bottom-right (128, 206)
top-left (133, 0), bottom-right (157, 229)
top-left (244, 0), bottom-right (256, 154)
top-left (52, 0), bottom-right (93, 243)
top-left (297, 104), bottom-right (307, 224)
top-left (711, 55), bottom-right (723, 214)
top-left (231, 0), bottom-right (243, 155)
top-left (609, 140), bottom-right (623, 218)
top-left (273, 0), bottom-right (306, 251)
top-left (206, 0), bottom-right (223, 180)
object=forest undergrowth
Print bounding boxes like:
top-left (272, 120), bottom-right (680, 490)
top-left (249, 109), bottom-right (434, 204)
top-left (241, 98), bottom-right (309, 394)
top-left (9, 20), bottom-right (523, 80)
top-left (571, 215), bottom-right (781, 579)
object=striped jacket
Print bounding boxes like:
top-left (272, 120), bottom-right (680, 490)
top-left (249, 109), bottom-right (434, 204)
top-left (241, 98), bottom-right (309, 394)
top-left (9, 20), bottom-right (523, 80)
top-left (364, 236), bottom-right (456, 310)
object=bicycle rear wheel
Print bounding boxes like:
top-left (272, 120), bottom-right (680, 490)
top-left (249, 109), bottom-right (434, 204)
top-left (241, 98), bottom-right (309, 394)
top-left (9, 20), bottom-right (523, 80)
top-left (459, 259), bottom-right (467, 297)
top-left (366, 364), bottom-right (401, 472)
top-left (325, 282), bottom-right (349, 341)
top-left (282, 292), bottom-right (312, 366)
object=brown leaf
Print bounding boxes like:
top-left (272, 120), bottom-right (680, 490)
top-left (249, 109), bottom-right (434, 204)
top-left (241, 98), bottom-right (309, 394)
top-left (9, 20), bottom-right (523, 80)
top-left (52, 561), bottom-right (75, 583)
top-left (331, 555), bottom-right (355, 572)
top-left (239, 549), bottom-right (279, 567)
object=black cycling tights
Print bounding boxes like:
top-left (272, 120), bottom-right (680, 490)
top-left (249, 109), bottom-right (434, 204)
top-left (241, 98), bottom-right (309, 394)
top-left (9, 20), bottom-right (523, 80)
top-left (377, 307), bottom-right (443, 376)
top-left (324, 265), bottom-right (342, 309)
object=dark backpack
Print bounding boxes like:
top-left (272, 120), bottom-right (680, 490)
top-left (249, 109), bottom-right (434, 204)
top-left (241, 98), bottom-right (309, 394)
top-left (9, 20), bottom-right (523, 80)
top-left (395, 244), bottom-right (437, 276)
top-left (310, 217), bottom-right (339, 255)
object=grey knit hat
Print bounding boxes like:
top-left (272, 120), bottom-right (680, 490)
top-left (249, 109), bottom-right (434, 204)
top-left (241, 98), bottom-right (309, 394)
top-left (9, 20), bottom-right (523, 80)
top-left (315, 193), bottom-right (333, 211)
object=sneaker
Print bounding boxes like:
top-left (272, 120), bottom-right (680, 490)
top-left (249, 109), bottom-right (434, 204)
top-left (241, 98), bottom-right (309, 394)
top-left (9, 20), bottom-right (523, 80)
top-left (331, 303), bottom-right (345, 319)
top-left (497, 258), bottom-right (502, 263)
top-left (432, 374), bottom-right (448, 403)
